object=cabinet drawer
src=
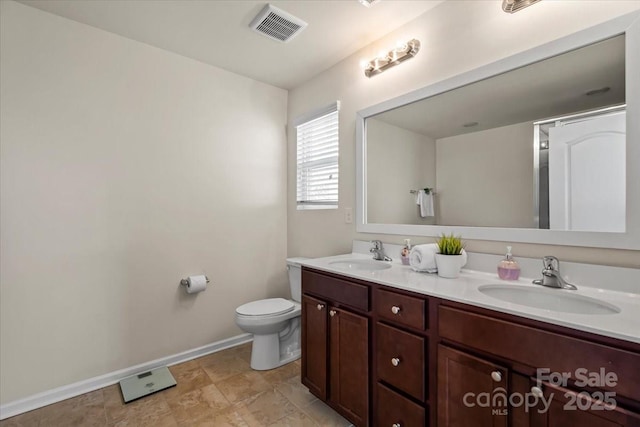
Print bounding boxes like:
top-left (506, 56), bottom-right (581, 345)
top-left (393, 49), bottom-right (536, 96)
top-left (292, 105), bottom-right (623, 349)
top-left (377, 322), bottom-right (426, 401)
top-left (376, 288), bottom-right (426, 330)
top-left (439, 305), bottom-right (640, 402)
top-left (376, 383), bottom-right (426, 427)
top-left (302, 268), bottom-right (370, 312)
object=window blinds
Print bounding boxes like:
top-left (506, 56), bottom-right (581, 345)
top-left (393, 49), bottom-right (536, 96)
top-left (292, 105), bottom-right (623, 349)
top-left (296, 102), bottom-right (340, 209)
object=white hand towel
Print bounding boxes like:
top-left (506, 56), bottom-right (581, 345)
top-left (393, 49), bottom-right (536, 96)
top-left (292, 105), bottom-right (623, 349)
top-left (416, 190), bottom-right (435, 218)
top-left (409, 243), bottom-right (439, 273)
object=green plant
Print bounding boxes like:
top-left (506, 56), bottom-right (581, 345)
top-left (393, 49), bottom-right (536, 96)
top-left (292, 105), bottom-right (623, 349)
top-left (436, 233), bottom-right (465, 255)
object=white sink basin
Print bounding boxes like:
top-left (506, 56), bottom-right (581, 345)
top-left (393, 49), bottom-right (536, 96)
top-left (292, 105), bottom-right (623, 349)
top-left (478, 285), bottom-right (620, 315)
top-left (328, 259), bottom-right (392, 271)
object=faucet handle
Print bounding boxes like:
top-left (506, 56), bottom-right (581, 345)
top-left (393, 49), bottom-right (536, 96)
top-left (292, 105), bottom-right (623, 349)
top-left (370, 240), bottom-right (382, 250)
top-left (542, 256), bottom-right (559, 271)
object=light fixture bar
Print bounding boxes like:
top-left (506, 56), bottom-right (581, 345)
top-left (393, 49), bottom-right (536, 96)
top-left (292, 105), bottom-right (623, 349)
top-left (502, 0), bottom-right (541, 14)
top-left (363, 39), bottom-right (420, 78)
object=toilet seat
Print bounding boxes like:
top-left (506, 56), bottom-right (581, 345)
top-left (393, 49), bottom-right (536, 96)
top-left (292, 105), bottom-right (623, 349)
top-left (236, 298), bottom-right (294, 317)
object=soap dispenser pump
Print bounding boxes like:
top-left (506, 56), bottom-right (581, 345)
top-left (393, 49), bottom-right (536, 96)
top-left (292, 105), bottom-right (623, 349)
top-left (497, 246), bottom-right (520, 280)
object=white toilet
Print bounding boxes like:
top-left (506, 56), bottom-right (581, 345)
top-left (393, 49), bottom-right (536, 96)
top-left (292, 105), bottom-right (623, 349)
top-left (235, 257), bottom-right (306, 370)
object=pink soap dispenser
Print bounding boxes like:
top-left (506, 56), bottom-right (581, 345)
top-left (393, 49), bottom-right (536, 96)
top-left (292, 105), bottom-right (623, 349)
top-left (401, 239), bottom-right (411, 265)
top-left (497, 246), bottom-right (520, 280)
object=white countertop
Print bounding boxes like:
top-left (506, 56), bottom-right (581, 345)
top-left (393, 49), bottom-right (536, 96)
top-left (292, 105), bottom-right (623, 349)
top-left (298, 253), bottom-right (640, 345)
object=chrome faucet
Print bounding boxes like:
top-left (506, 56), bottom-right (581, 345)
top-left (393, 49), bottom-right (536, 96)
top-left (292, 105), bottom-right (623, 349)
top-left (370, 240), bottom-right (392, 261)
top-left (532, 256), bottom-right (577, 290)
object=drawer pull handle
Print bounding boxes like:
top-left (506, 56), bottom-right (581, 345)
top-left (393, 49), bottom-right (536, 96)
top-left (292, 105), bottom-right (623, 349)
top-left (329, 310), bottom-right (337, 317)
top-left (391, 306), bottom-right (401, 315)
top-left (391, 357), bottom-right (401, 367)
top-left (531, 386), bottom-right (544, 398)
top-left (316, 304), bottom-right (324, 311)
top-left (392, 424), bottom-right (402, 427)
top-left (491, 371), bottom-right (502, 382)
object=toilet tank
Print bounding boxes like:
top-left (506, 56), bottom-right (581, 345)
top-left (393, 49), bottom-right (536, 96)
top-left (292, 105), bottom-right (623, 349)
top-left (286, 257), bottom-right (308, 303)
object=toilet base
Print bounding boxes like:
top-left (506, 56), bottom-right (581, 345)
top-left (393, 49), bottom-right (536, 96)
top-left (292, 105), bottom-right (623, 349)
top-left (249, 333), bottom-right (301, 371)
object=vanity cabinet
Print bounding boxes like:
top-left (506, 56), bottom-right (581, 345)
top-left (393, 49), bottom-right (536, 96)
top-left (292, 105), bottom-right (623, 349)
top-left (439, 304), bottom-right (640, 427)
top-left (301, 269), bottom-right (370, 427)
top-left (301, 267), bottom-right (640, 427)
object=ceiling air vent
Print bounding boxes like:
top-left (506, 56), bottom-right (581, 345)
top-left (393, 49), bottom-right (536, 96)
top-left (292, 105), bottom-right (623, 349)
top-left (249, 4), bottom-right (308, 43)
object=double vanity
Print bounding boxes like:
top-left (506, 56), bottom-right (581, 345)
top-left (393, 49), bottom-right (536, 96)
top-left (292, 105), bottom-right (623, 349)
top-left (297, 251), bottom-right (640, 427)
top-left (297, 9), bottom-right (640, 427)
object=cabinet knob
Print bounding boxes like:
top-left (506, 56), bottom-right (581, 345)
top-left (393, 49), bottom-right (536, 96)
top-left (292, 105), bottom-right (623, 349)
top-left (531, 386), bottom-right (544, 398)
top-left (391, 305), bottom-right (401, 315)
top-left (329, 310), bottom-right (337, 317)
top-left (392, 424), bottom-right (402, 427)
top-left (316, 304), bottom-right (324, 311)
top-left (491, 371), bottom-right (502, 382)
top-left (391, 357), bottom-right (401, 367)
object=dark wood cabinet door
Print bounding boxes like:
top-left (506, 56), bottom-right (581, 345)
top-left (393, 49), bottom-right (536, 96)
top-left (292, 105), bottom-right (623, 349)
top-left (329, 307), bottom-right (369, 427)
top-left (437, 345), bottom-right (508, 427)
top-left (301, 294), bottom-right (328, 400)
top-left (530, 382), bottom-right (640, 427)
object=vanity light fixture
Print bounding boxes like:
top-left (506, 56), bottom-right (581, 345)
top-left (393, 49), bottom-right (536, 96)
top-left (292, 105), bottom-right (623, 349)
top-left (362, 39), bottom-right (420, 78)
top-left (358, 0), bottom-right (380, 7)
top-left (502, 0), bottom-right (541, 14)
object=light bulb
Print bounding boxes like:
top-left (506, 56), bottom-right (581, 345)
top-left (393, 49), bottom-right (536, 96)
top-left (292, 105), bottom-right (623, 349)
top-left (395, 40), bottom-right (408, 51)
top-left (359, 59), bottom-right (370, 70)
top-left (377, 50), bottom-right (388, 60)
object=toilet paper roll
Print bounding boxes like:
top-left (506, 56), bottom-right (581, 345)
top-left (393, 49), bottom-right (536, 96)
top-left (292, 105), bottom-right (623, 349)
top-left (186, 275), bottom-right (207, 294)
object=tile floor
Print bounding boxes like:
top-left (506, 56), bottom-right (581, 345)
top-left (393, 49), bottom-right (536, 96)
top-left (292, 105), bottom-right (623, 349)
top-left (0, 343), bottom-right (352, 426)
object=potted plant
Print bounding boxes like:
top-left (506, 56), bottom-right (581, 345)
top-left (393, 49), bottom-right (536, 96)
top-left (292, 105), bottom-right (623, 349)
top-left (435, 233), bottom-right (466, 278)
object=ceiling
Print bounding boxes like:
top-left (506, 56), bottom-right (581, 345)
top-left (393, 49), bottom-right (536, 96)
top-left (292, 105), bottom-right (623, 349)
top-left (372, 35), bottom-right (625, 139)
top-left (18, 0), bottom-right (443, 89)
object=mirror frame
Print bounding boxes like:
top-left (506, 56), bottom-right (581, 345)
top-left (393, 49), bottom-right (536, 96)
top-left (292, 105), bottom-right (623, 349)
top-left (356, 11), bottom-right (640, 249)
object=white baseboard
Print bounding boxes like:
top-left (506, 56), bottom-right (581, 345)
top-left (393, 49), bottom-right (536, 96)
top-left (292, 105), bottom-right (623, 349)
top-left (0, 333), bottom-right (252, 420)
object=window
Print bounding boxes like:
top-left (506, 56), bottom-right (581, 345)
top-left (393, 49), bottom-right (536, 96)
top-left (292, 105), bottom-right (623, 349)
top-left (295, 101), bottom-right (340, 210)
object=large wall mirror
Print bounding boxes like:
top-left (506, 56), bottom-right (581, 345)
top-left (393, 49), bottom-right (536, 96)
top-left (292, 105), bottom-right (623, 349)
top-left (356, 11), bottom-right (640, 249)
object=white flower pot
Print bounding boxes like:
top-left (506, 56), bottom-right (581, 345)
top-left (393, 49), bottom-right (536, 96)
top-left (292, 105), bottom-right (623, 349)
top-left (435, 254), bottom-right (464, 278)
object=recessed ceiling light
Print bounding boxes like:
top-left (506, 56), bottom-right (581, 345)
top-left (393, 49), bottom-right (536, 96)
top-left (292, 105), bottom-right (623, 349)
top-left (463, 122), bottom-right (479, 128)
top-left (359, 0), bottom-right (381, 7)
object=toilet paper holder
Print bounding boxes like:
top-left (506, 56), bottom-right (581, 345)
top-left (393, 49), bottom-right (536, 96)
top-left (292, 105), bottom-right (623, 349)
top-left (180, 276), bottom-right (210, 287)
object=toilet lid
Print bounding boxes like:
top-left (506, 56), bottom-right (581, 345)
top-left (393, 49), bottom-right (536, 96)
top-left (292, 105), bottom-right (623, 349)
top-left (236, 298), bottom-right (295, 317)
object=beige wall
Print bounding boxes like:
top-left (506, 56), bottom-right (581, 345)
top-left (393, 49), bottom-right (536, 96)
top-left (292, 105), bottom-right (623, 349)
top-left (436, 122), bottom-right (534, 228)
top-left (287, 0), bottom-right (640, 266)
top-left (0, 1), bottom-right (288, 403)
top-left (367, 119), bottom-right (436, 225)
